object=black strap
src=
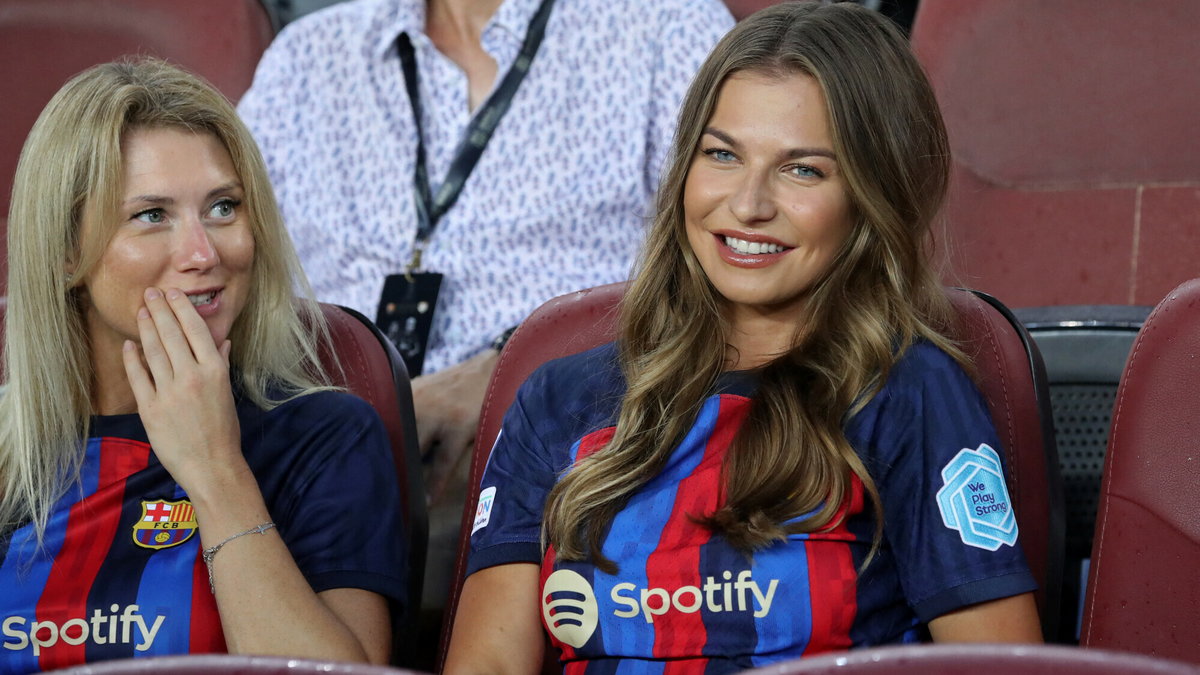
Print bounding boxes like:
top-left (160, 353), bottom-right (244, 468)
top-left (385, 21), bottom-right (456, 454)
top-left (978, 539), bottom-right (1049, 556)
top-left (397, 0), bottom-right (557, 268)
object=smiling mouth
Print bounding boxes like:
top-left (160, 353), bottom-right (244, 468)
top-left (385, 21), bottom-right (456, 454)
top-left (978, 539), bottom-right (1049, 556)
top-left (187, 290), bottom-right (219, 307)
top-left (722, 235), bottom-right (792, 255)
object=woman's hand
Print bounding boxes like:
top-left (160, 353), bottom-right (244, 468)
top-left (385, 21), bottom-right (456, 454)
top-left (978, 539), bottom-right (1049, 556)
top-left (122, 285), bottom-right (391, 662)
top-left (121, 286), bottom-right (245, 495)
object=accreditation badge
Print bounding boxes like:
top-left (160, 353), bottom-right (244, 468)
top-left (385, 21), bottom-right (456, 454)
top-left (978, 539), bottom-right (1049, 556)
top-left (377, 271), bottom-right (444, 377)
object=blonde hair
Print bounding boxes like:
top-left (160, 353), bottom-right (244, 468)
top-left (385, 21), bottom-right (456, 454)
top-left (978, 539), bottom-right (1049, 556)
top-left (1, 58), bottom-right (333, 539)
top-left (545, 1), bottom-right (968, 570)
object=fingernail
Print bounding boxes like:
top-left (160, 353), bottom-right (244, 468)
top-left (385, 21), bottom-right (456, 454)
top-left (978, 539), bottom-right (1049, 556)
top-left (123, 340), bottom-right (135, 352)
top-left (166, 288), bottom-right (183, 300)
top-left (145, 288), bottom-right (161, 300)
top-left (138, 307), bottom-right (150, 320)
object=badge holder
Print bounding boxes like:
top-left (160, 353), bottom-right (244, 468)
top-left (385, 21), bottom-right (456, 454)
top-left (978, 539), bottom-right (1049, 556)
top-left (376, 246), bottom-right (442, 377)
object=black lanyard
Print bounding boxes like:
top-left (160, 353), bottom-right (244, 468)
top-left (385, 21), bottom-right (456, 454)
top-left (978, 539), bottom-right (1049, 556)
top-left (396, 0), bottom-right (557, 272)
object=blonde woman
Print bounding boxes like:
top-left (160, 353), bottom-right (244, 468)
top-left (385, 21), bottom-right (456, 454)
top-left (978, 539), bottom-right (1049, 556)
top-left (0, 59), bottom-right (404, 672)
top-left (448, 3), bottom-right (1041, 672)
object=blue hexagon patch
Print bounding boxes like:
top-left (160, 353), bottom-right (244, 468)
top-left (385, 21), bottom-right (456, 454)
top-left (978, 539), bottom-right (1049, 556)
top-left (935, 444), bottom-right (1018, 550)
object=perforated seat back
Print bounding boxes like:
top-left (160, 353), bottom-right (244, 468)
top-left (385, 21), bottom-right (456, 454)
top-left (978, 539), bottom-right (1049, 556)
top-left (1080, 279), bottom-right (1200, 663)
top-left (1015, 305), bottom-right (1150, 641)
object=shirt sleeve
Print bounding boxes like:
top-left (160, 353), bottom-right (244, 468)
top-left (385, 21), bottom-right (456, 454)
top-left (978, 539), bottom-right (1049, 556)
top-left (643, 0), bottom-right (735, 194)
top-left (270, 393), bottom-right (409, 608)
top-left (466, 372), bottom-right (563, 576)
top-left (848, 345), bottom-right (1037, 623)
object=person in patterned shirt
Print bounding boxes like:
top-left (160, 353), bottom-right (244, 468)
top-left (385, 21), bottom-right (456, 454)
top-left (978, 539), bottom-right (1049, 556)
top-left (237, 0), bottom-right (735, 500)
top-left (447, 3), bottom-right (1042, 672)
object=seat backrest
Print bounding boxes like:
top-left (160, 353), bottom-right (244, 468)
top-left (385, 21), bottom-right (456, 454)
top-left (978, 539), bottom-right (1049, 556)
top-left (943, 289), bottom-right (1063, 638)
top-left (0, 0), bottom-right (274, 220)
top-left (1014, 305), bottom-right (1151, 642)
top-left (317, 303), bottom-right (427, 667)
top-left (740, 643), bottom-right (1200, 675)
top-left (911, 0), bottom-right (1200, 307)
top-left (1080, 279), bottom-right (1200, 663)
top-left (437, 284), bottom-right (1063, 667)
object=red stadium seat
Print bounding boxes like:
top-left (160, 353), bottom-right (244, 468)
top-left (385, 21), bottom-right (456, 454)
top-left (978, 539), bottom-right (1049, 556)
top-left (736, 643), bottom-right (1199, 674)
top-left (318, 304), bottom-right (427, 667)
top-left (0, 0), bottom-right (274, 220)
top-left (1080, 279), bottom-right (1200, 664)
top-left (436, 283), bottom-right (1063, 669)
top-left (47, 653), bottom-right (428, 674)
top-left (911, 0), bottom-right (1200, 307)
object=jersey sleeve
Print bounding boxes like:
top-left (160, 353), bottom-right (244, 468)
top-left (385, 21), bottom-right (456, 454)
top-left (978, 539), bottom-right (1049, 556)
top-left (848, 344), bottom-right (1037, 623)
top-left (268, 393), bottom-right (409, 608)
top-left (466, 369), bottom-right (563, 576)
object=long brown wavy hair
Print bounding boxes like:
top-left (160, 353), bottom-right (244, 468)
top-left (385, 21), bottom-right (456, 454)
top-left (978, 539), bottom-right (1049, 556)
top-left (543, 1), bottom-right (969, 571)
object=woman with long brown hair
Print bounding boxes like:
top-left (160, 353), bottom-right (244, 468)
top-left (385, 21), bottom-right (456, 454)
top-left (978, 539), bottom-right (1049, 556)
top-left (447, 2), bottom-right (1040, 672)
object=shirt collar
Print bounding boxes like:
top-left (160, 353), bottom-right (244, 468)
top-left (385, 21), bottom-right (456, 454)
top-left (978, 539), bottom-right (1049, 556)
top-left (374, 0), bottom-right (426, 58)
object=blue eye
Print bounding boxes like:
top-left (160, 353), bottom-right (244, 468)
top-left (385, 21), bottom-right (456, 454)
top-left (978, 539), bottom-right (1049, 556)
top-left (788, 164), bottom-right (824, 179)
top-left (703, 148), bottom-right (737, 163)
top-left (208, 198), bottom-right (240, 219)
top-left (134, 208), bottom-right (166, 224)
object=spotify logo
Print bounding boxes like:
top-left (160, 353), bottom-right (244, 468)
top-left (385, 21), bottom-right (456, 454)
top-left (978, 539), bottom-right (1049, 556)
top-left (541, 569), bottom-right (598, 648)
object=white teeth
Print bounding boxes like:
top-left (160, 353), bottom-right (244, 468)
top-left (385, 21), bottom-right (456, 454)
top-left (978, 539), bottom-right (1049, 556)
top-left (188, 291), bottom-right (216, 306)
top-left (724, 236), bottom-right (785, 255)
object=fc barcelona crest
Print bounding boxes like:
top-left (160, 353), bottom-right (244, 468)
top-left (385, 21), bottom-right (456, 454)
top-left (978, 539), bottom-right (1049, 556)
top-left (133, 499), bottom-right (198, 550)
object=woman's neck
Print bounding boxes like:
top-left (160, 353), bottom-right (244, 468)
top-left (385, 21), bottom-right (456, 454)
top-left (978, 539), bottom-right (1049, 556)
top-left (723, 308), bottom-right (802, 371)
top-left (91, 344), bottom-right (138, 416)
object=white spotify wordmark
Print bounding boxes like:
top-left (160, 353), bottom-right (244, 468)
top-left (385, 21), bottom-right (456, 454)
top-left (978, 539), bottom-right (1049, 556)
top-left (541, 569), bottom-right (599, 648)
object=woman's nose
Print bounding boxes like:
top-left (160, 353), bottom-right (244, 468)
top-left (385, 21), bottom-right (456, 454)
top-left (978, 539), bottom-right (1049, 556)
top-left (175, 217), bottom-right (220, 271)
top-left (728, 170), bottom-right (777, 224)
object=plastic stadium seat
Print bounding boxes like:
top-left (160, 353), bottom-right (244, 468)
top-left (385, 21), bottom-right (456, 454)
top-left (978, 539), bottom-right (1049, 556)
top-left (736, 643), bottom-right (1199, 674)
top-left (0, 0), bottom-right (274, 219)
top-left (436, 283), bottom-right (1063, 669)
top-left (1080, 279), bottom-right (1200, 664)
top-left (911, 0), bottom-right (1200, 307)
top-left (1014, 305), bottom-right (1152, 641)
top-left (318, 304), bottom-right (427, 667)
top-left (47, 653), bottom-right (427, 674)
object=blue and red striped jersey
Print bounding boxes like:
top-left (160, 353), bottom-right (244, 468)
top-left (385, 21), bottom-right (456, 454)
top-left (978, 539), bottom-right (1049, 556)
top-left (0, 390), bottom-right (407, 674)
top-left (468, 342), bottom-right (1035, 673)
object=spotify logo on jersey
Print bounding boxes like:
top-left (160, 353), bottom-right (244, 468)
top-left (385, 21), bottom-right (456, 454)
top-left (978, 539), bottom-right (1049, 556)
top-left (541, 569), bottom-right (598, 648)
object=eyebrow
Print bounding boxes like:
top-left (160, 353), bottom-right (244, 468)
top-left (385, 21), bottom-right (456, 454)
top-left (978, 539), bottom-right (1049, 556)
top-left (701, 126), bottom-right (836, 161)
top-left (123, 181), bottom-right (244, 206)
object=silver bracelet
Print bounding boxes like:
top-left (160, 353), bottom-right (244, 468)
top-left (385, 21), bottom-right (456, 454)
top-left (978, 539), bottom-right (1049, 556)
top-left (202, 521), bottom-right (276, 594)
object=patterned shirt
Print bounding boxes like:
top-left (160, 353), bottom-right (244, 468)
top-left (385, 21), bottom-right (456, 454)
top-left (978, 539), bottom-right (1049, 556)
top-left (469, 342), bottom-right (1036, 672)
top-left (238, 0), bottom-right (734, 373)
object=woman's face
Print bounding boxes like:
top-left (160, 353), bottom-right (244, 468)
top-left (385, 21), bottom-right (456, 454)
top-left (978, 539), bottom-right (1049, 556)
top-left (80, 126), bottom-right (255, 364)
top-left (684, 70), bottom-right (854, 329)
